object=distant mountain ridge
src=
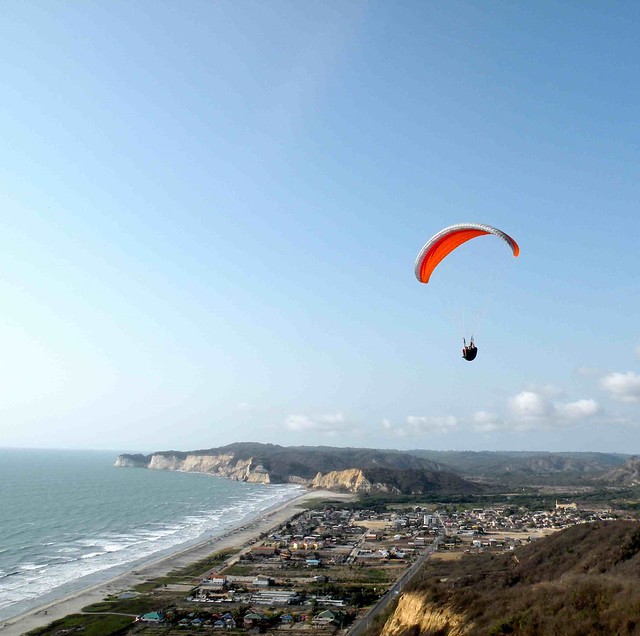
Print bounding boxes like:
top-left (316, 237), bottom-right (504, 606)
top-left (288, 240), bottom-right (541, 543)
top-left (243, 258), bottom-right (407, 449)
top-left (115, 444), bottom-right (634, 493)
top-left (115, 442), bottom-right (479, 495)
top-left (599, 456), bottom-right (640, 486)
top-left (410, 449), bottom-right (628, 478)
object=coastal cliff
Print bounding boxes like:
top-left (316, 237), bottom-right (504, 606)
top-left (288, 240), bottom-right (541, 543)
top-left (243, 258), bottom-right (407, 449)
top-left (311, 468), bottom-right (401, 494)
top-left (114, 453), bottom-right (148, 468)
top-left (115, 443), bottom-right (479, 495)
top-left (309, 467), bottom-right (480, 495)
top-left (115, 452), bottom-right (277, 484)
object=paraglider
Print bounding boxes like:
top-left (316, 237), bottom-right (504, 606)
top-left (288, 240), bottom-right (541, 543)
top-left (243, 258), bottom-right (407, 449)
top-left (462, 337), bottom-right (477, 361)
top-left (414, 223), bottom-right (519, 362)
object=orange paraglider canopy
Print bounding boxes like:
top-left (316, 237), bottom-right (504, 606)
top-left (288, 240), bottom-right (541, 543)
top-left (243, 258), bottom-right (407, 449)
top-left (415, 223), bottom-right (519, 284)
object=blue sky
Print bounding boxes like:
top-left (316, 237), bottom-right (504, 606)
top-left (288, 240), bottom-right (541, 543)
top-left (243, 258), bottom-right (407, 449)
top-left (0, 1), bottom-right (639, 453)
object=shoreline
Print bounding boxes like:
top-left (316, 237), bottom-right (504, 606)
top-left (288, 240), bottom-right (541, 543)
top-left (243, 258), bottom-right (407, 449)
top-left (2, 489), bottom-right (353, 636)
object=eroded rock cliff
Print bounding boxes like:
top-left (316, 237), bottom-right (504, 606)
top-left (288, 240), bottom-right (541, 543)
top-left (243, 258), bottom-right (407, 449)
top-left (116, 453), bottom-right (281, 484)
top-left (113, 454), bottom-right (149, 468)
top-left (381, 591), bottom-right (470, 636)
top-left (150, 453), bottom-right (271, 482)
top-left (311, 468), bottom-right (401, 494)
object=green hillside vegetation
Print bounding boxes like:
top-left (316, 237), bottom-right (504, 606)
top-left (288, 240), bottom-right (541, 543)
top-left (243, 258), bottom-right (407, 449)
top-left (398, 521), bottom-right (640, 635)
top-left (361, 467), bottom-right (482, 495)
top-left (119, 443), bottom-right (486, 494)
top-left (120, 445), bottom-right (640, 493)
top-left (408, 450), bottom-right (627, 481)
top-left (125, 443), bottom-right (451, 480)
top-left (119, 445), bottom-right (640, 497)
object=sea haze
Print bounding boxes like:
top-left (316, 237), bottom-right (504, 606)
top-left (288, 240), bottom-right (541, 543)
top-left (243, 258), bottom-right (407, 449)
top-left (0, 448), bottom-right (302, 621)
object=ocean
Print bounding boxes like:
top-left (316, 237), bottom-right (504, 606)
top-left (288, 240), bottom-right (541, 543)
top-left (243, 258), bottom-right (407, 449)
top-left (0, 448), bottom-right (302, 622)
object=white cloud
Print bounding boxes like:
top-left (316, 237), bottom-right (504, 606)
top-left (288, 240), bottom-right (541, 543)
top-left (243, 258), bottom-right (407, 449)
top-left (472, 411), bottom-right (504, 432)
top-left (385, 389), bottom-right (603, 438)
top-left (524, 384), bottom-right (565, 398)
top-left (499, 390), bottom-right (602, 431)
top-left (382, 415), bottom-right (457, 437)
top-left (556, 399), bottom-right (601, 419)
top-left (284, 412), bottom-right (346, 434)
top-left (509, 391), bottom-right (554, 420)
top-left (601, 372), bottom-right (640, 403)
top-left (380, 419), bottom-right (407, 437)
top-left (406, 415), bottom-right (458, 433)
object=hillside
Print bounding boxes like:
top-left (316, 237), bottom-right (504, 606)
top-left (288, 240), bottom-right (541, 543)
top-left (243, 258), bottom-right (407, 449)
top-left (115, 443), bottom-right (479, 495)
top-left (409, 450), bottom-right (627, 482)
top-left (381, 521), bottom-right (640, 635)
top-left (599, 456), bottom-right (640, 486)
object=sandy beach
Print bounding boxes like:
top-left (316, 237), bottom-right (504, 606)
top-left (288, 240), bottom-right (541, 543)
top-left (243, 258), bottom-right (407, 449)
top-left (2, 489), bottom-right (353, 636)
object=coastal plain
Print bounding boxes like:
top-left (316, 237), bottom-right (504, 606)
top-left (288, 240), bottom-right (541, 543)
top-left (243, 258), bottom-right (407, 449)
top-left (2, 490), bottom-right (352, 636)
top-left (7, 446), bottom-right (640, 635)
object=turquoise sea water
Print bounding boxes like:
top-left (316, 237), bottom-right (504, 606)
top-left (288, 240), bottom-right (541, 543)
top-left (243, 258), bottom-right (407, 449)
top-left (0, 448), bottom-right (302, 621)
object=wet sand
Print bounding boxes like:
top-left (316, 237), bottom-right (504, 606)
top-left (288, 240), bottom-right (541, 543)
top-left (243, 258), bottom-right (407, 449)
top-left (2, 490), bottom-right (354, 636)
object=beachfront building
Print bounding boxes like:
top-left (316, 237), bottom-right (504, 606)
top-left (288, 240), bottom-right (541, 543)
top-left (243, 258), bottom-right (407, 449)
top-left (137, 611), bottom-right (164, 624)
top-left (203, 573), bottom-right (227, 589)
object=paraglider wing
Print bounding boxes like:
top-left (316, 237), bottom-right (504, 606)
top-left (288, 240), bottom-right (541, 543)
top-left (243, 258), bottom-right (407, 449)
top-left (414, 223), bottom-right (519, 284)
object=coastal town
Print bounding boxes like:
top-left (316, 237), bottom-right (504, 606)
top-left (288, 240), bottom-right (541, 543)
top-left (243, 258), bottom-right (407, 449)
top-left (3, 2), bottom-right (639, 634)
top-left (50, 499), bottom-right (617, 635)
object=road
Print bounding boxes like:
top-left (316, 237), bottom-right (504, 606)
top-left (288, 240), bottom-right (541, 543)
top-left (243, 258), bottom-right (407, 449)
top-left (346, 533), bottom-right (444, 636)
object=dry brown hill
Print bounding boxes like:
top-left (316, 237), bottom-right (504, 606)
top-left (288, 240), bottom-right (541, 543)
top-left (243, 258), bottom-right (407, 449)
top-left (599, 456), bottom-right (640, 486)
top-left (382, 521), bottom-right (640, 636)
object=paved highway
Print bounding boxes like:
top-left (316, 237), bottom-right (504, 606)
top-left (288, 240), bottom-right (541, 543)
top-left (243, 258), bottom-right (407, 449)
top-left (346, 533), bottom-right (444, 636)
